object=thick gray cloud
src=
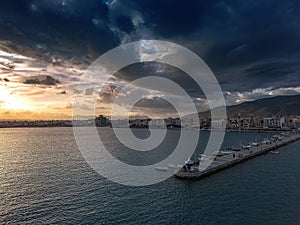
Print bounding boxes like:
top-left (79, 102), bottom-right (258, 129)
top-left (133, 97), bottom-right (178, 115)
top-left (128, 0), bottom-right (300, 92)
top-left (23, 75), bottom-right (60, 86)
top-left (98, 85), bottom-right (122, 103)
top-left (0, 0), bottom-right (299, 106)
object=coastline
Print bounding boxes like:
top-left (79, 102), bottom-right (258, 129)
top-left (0, 122), bottom-right (298, 133)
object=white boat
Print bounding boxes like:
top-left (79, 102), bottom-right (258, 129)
top-left (155, 166), bottom-right (168, 171)
top-left (216, 152), bottom-right (224, 157)
top-left (270, 150), bottom-right (279, 154)
top-left (250, 142), bottom-right (258, 146)
top-left (261, 139), bottom-right (271, 144)
top-left (221, 150), bottom-right (233, 155)
top-left (242, 145), bottom-right (252, 149)
top-left (199, 156), bottom-right (207, 161)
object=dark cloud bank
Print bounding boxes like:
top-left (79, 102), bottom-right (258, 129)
top-left (23, 75), bottom-right (60, 85)
top-left (0, 0), bottom-right (299, 101)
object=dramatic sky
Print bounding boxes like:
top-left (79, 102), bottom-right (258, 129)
top-left (0, 0), bottom-right (299, 119)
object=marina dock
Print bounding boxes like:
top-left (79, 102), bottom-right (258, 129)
top-left (175, 132), bottom-right (300, 180)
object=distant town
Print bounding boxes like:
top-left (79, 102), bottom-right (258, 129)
top-left (1, 114), bottom-right (300, 131)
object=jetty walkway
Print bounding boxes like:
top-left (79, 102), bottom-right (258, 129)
top-left (175, 132), bottom-right (300, 179)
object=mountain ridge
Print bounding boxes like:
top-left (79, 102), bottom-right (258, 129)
top-left (198, 94), bottom-right (300, 118)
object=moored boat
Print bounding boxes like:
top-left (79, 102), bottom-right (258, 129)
top-left (270, 150), bottom-right (279, 154)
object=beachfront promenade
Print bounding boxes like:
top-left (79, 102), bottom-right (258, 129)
top-left (175, 132), bottom-right (300, 179)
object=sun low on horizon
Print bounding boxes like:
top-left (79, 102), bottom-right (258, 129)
top-left (0, 49), bottom-right (79, 120)
top-left (0, 72), bottom-right (74, 120)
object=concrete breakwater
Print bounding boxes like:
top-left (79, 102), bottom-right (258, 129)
top-left (175, 132), bottom-right (300, 180)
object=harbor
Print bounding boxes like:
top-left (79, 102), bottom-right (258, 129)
top-left (175, 132), bottom-right (300, 180)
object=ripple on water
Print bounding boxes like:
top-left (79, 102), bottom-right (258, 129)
top-left (0, 128), bottom-right (299, 224)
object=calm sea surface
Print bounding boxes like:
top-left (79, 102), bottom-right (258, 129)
top-left (1, 127), bottom-right (299, 224)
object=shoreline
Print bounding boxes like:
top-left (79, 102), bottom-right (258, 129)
top-left (0, 125), bottom-right (298, 133)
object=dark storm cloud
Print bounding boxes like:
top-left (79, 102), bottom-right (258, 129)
top-left (0, 0), bottom-right (117, 63)
top-left (23, 75), bottom-right (60, 85)
top-left (218, 55), bottom-right (300, 92)
top-left (134, 97), bottom-right (177, 114)
top-left (114, 62), bottom-right (204, 99)
top-left (115, 15), bottom-right (134, 33)
top-left (132, 0), bottom-right (211, 37)
top-left (130, 0), bottom-right (299, 92)
top-left (106, 0), bottom-right (299, 94)
top-left (0, 0), bottom-right (299, 96)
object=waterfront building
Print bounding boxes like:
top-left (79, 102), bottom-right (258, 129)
top-left (95, 115), bottom-right (110, 127)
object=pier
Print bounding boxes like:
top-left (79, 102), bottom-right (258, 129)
top-left (175, 132), bottom-right (300, 180)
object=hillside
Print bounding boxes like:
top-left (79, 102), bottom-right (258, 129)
top-left (199, 95), bottom-right (300, 118)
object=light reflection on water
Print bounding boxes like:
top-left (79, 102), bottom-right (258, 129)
top-left (0, 127), bottom-right (299, 224)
